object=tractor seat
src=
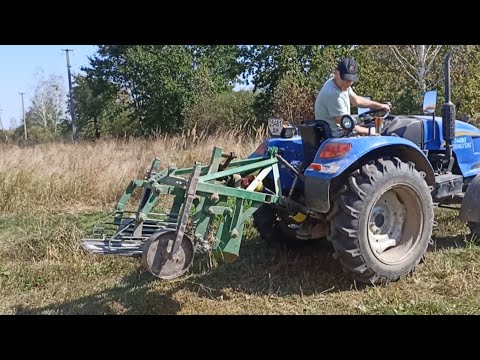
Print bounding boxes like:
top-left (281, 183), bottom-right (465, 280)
top-left (298, 120), bottom-right (333, 167)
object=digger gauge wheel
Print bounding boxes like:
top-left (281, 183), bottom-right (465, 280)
top-left (142, 230), bottom-right (195, 280)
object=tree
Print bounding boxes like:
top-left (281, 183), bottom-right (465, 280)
top-left (355, 45), bottom-right (480, 117)
top-left (72, 74), bottom-right (120, 139)
top-left (271, 72), bottom-right (315, 124)
top-left (347, 45), bottom-right (443, 114)
top-left (448, 45), bottom-right (480, 124)
top-left (28, 71), bottom-right (67, 132)
top-left (388, 45), bottom-right (444, 93)
top-left (241, 45), bottom-right (356, 121)
top-left (188, 45), bottom-right (244, 90)
top-left (184, 90), bottom-right (256, 133)
top-left (81, 45), bottom-right (244, 135)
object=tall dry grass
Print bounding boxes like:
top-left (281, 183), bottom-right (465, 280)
top-left (0, 127), bottom-right (266, 215)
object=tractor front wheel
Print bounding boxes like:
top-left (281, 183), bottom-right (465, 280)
top-left (328, 157), bottom-right (434, 285)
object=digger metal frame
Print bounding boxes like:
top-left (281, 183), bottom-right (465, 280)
top-left (81, 146), bottom-right (282, 262)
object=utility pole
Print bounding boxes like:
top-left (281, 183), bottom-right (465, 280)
top-left (0, 108), bottom-right (7, 142)
top-left (62, 49), bottom-right (78, 143)
top-left (20, 92), bottom-right (27, 141)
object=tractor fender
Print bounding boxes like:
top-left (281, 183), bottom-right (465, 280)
top-left (304, 136), bottom-right (435, 213)
top-left (459, 174), bottom-right (480, 223)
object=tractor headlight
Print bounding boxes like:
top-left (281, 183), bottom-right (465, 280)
top-left (340, 115), bottom-right (355, 132)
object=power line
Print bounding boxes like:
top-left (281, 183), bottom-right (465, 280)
top-left (62, 49), bottom-right (78, 143)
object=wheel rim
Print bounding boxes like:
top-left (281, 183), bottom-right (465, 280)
top-left (367, 184), bottom-right (423, 265)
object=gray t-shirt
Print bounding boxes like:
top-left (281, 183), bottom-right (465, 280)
top-left (314, 77), bottom-right (355, 137)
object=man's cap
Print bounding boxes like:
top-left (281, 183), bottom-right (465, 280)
top-left (337, 57), bottom-right (359, 81)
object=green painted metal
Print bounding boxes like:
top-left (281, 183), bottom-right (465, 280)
top-left (196, 183), bottom-right (278, 203)
top-left (173, 153), bottom-right (266, 176)
top-left (200, 158), bottom-right (278, 182)
top-left (81, 145), bottom-right (282, 272)
top-left (215, 197), bottom-right (245, 261)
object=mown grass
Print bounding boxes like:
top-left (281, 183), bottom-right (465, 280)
top-left (1, 209), bottom-right (480, 314)
top-left (1, 131), bottom-right (480, 314)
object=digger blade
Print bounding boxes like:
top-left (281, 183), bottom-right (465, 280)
top-left (80, 238), bottom-right (144, 256)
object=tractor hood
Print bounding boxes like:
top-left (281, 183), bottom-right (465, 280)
top-left (416, 115), bottom-right (480, 139)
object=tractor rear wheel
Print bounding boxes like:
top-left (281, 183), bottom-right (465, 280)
top-left (328, 157), bottom-right (434, 285)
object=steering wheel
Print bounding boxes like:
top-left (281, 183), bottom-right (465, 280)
top-left (358, 108), bottom-right (391, 125)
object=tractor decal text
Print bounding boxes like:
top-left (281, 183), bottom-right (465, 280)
top-left (453, 136), bottom-right (472, 150)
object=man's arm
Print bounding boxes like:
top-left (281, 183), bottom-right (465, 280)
top-left (350, 93), bottom-right (390, 111)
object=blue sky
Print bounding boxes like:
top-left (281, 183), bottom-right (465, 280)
top-left (0, 45), bottom-right (98, 130)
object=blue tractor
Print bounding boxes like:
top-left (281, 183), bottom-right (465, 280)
top-left (81, 52), bottom-right (480, 285)
top-left (251, 52), bottom-right (480, 285)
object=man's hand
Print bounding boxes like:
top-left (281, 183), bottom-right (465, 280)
top-left (377, 102), bottom-right (390, 112)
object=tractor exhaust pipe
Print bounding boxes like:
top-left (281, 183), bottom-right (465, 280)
top-left (444, 52), bottom-right (452, 104)
top-left (441, 52), bottom-right (456, 173)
